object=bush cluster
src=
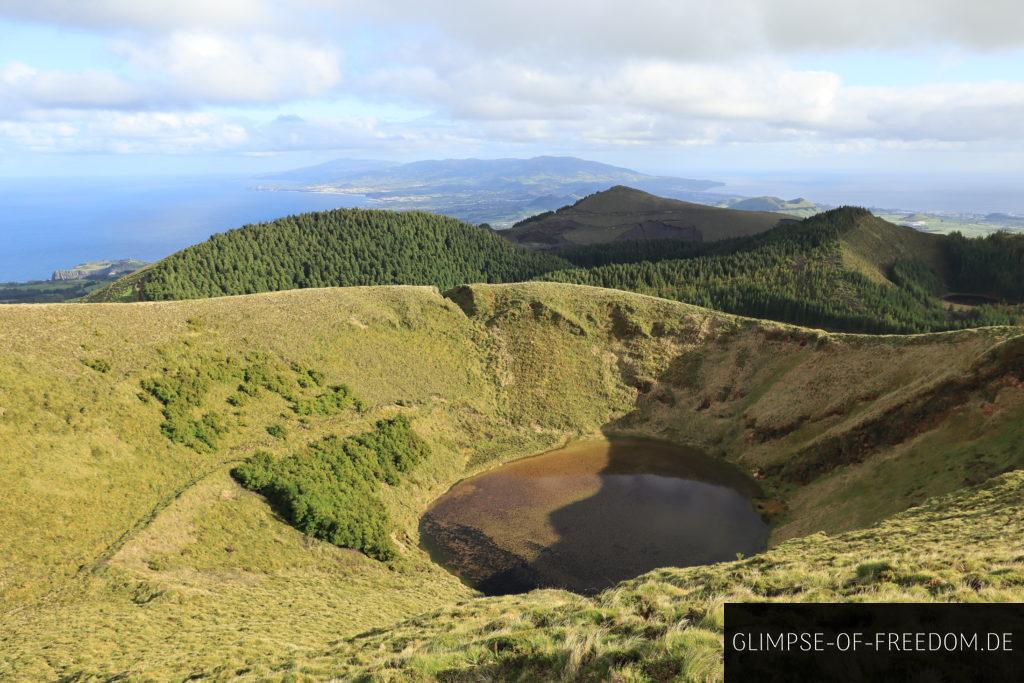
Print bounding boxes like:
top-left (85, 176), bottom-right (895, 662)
top-left (232, 416), bottom-right (430, 561)
top-left (141, 354), bottom-right (359, 451)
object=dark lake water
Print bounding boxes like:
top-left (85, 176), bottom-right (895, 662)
top-left (421, 438), bottom-right (768, 596)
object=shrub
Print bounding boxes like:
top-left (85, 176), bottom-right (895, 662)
top-left (141, 354), bottom-right (357, 451)
top-left (231, 416), bottom-right (430, 561)
top-left (291, 384), bottom-right (364, 416)
top-left (82, 358), bottom-right (111, 373)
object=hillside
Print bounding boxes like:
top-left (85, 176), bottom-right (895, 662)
top-left (1, 260), bottom-right (148, 304)
top-left (85, 209), bottom-right (569, 302)
top-left (503, 185), bottom-right (792, 248)
top-left (726, 195), bottom-right (825, 218)
top-left (1, 283), bottom-right (1023, 679)
top-left (89, 203), bottom-right (1024, 335)
top-left (544, 207), bottom-right (1024, 333)
top-left (258, 156), bottom-right (724, 227)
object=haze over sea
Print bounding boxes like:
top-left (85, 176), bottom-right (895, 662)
top-left (716, 173), bottom-right (1024, 215)
top-left (0, 176), bottom-right (367, 282)
top-left (2, 171), bottom-right (1022, 283)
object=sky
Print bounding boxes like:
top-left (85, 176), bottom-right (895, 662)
top-left (2, 0), bottom-right (1024, 179)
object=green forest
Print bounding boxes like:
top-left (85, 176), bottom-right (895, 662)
top-left (543, 208), bottom-right (1024, 334)
top-left (89, 209), bottom-right (569, 302)
top-left (87, 205), bottom-right (1024, 335)
top-left (232, 416), bottom-right (430, 561)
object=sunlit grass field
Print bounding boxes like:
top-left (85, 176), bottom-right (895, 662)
top-left (1, 283), bottom-right (1022, 680)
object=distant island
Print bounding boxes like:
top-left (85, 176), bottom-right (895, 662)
top-left (51, 259), bottom-right (149, 282)
top-left (1, 258), bottom-right (148, 304)
top-left (257, 155), bottom-right (725, 227)
top-left (256, 155), bottom-right (1024, 237)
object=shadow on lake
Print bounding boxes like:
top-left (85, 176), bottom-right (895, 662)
top-left (420, 437), bottom-right (768, 596)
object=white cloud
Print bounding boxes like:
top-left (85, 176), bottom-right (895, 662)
top-left (353, 55), bottom-right (1024, 144)
top-left (117, 32), bottom-right (342, 103)
top-left (0, 0), bottom-right (279, 33)
top-left (1, 0), bottom-right (1023, 157)
top-left (1, 62), bottom-right (144, 109)
top-left (0, 110), bottom-right (249, 153)
top-left (7, 1), bottom-right (1024, 55)
top-left (0, 32), bottom-right (342, 111)
top-left (345, 0), bottom-right (1024, 59)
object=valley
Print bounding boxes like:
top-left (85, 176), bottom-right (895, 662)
top-left (6, 4), bottom-right (1023, 680)
top-left (1, 282), bottom-right (1023, 679)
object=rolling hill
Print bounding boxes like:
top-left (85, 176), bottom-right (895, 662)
top-left (544, 206), bottom-right (1024, 333)
top-left (90, 196), bottom-right (1024, 335)
top-left (502, 185), bottom-right (793, 248)
top-left (85, 209), bottom-right (569, 302)
top-left (88, 201), bottom-right (1024, 334)
top-left (1, 283), bottom-right (1023, 679)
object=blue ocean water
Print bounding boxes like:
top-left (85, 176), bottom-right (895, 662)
top-left (0, 176), bottom-right (367, 282)
top-left (3, 171), bottom-right (1022, 283)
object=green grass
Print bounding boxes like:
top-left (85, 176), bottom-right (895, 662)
top-left (0, 283), bottom-right (1022, 680)
top-left (323, 470), bottom-right (1024, 681)
top-left (232, 416), bottom-right (430, 561)
top-left (541, 208), bottom-right (1024, 333)
top-left (0, 278), bottom-right (112, 304)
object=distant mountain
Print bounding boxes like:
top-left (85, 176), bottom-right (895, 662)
top-left (257, 158), bottom-right (399, 185)
top-left (258, 156), bottom-right (724, 227)
top-left (502, 185), bottom-right (793, 248)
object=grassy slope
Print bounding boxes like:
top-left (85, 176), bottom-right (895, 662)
top-left (0, 283), bottom-right (1022, 679)
top-left (836, 210), bottom-right (948, 285)
top-left (504, 186), bottom-right (790, 247)
top-left (327, 471), bottom-right (1024, 681)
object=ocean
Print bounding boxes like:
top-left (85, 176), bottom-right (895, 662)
top-left (0, 176), bottom-right (367, 282)
top-left (3, 171), bottom-right (1022, 283)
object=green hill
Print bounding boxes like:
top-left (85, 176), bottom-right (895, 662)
top-left (503, 185), bottom-right (791, 248)
top-left (544, 207), bottom-right (1024, 333)
top-left (1, 283), bottom-right (1023, 679)
top-left (88, 203), bottom-right (1024, 336)
top-left (85, 209), bottom-right (570, 302)
top-left (727, 195), bottom-right (824, 217)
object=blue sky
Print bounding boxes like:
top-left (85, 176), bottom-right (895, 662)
top-left (2, 1), bottom-right (1024, 179)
